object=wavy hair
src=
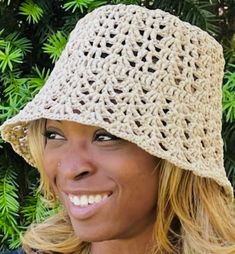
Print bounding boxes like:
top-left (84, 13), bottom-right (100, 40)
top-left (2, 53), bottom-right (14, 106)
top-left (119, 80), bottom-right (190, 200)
top-left (22, 119), bottom-right (235, 254)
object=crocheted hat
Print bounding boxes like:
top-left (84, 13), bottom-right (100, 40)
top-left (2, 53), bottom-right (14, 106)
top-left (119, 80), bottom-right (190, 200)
top-left (0, 4), bottom-right (233, 198)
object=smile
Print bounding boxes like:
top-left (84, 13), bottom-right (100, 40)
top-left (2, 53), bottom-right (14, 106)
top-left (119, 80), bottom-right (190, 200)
top-left (68, 193), bottom-right (110, 207)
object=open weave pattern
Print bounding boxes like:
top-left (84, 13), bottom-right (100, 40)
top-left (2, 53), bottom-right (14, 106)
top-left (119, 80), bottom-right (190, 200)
top-left (0, 4), bottom-right (233, 198)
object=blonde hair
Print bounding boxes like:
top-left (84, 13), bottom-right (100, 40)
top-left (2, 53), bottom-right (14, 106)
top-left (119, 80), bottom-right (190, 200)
top-left (22, 119), bottom-right (235, 254)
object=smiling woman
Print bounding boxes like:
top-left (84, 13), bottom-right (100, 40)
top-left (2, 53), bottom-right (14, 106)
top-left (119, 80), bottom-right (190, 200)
top-left (43, 120), bottom-right (159, 244)
top-left (1, 3), bottom-right (235, 254)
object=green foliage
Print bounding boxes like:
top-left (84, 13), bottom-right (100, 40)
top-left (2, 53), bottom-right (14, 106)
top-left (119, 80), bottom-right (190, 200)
top-left (0, 0), bottom-right (235, 251)
top-left (223, 122), bottom-right (235, 187)
top-left (223, 37), bottom-right (235, 64)
top-left (64, 0), bottom-right (95, 13)
top-left (0, 156), bottom-right (20, 249)
top-left (64, 0), bottom-right (141, 13)
top-left (0, 170), bottom-right (19, 238)
top-left (19, 0), bottom-right (44, 24)
top-left (43, 31), bottom-right (68, 63)
top-left (22, 187), bottom-right (59, 225)
top-left (29, 66), bottom-right (51, 92)
top-left (223, 63), bottom-right (235, 187)
top-left (0, 66), bottom-right (50, 121)
top-left (111, 0), bottom-right (140, 4)
top-left (0, 95), bottom-right (24, 120)
top-left (0, 31), bottom-right (32, 73)
top-left (4, 33), bottom-right (32, 56)
top-left (223, 65), bottom-right (235, 122)
top-left (0, 44), bottom-right (23, 72)
top-left (146, 0), bottom-right (220, 35)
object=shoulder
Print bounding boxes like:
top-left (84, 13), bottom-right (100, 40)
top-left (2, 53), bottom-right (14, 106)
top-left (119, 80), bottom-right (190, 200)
top-left (0, 249), bottom-right (25, 254)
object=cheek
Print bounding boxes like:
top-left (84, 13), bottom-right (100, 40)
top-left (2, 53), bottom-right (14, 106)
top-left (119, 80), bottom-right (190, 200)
top-left (125, 156), bottom-right (159, 205)
top-left (109, 163), bottom-right (159, 234)
top-left (103, 152), bottom-right (159, 206)
top-left (123, 169), bottom-right (159, 208)
top-left (42, 148), bottom-right (59, 191)
top-left (118, 153), bottom-right (159, 187)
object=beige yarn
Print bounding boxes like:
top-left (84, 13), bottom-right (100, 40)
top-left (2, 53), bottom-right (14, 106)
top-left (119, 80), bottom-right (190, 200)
top-left (0, 4), bottom-right (233, 199)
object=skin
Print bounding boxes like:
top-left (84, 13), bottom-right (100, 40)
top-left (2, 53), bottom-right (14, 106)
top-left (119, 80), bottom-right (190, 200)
top-left (43, 120), bottom-right (160, 254)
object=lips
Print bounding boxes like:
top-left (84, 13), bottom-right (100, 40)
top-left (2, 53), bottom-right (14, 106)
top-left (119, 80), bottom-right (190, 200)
top-left (65, 191), bottom-right (113, 219)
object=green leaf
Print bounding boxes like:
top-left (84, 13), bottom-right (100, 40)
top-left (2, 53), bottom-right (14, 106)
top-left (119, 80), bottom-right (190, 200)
top-left (87, 0), bottom-right (108, 12)
top-left (3, 77), bottom-right (29, 97)
top-left (29, 66), bottom-right (50, 92)
top-left (0, 40), bottom-right (6, 49)
top-left (5, 33), bottom-right (32, 56)
top-left (63, 0), bottom-right (94, 13)
top-left (9, 237), bottom-right (21, 250)
top-left (0, 165), bottom-right (20, 243)
top-left (43, 31), bottom-right (67, 63)
top-left (222, 36), bottom-right (235, 65)
top-left (148, 0), bottom-right (220, 36)
top-left (0, 95), bottom-right (25, 120)
top-left (22, 188), bottom-right (58, 225)
top-left (0, 43), bottom-right (23, 72)
top-left (19, 0), bottom-right (44, 24)
top-left (111, 0), bottom-right (140, 4)
top-left (222, 65), bottom-right (235, 122)
top-left (0, 66), bottom-right (50, 120)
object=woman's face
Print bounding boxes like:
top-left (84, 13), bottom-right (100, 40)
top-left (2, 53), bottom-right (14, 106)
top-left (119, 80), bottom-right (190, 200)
top-left (43, 120), bottom-right (160, 242)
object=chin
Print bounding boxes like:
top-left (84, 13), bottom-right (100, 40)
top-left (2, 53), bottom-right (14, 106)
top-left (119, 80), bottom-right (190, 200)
top-left (74, 229), bottom-right (115, 242)
top-left (71, 221), bottom-right (113, 242)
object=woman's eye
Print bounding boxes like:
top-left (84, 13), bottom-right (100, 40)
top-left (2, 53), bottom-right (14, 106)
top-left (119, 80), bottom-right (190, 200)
top-left (43, 130), bottom-right (64, 140)
top-left (94, 132), bottom-right (120, 142)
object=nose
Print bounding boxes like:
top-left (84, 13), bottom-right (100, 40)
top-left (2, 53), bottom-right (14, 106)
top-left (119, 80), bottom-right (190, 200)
top-left (58, 142), bottom-right (96, 181)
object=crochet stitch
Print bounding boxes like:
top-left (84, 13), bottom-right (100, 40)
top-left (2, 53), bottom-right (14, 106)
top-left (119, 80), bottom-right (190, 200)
top-left (0, 4), bottom-right (233, 198)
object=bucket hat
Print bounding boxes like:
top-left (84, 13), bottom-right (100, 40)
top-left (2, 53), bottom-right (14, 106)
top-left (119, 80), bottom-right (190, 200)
top-left (0, 4), bottom-right (233, 198)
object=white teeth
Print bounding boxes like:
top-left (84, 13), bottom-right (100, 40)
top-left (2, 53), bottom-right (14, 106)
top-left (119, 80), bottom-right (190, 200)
top-left (95, 194), bottom-right (102, 203)
top-left (80, 195), bottom-right (88, 206)
top-left (69, 193), bottom-right (109, 207)
top-left (73, 196), bottom-right (80, 206)
top-left (88, 195), bottom-right (95, 204)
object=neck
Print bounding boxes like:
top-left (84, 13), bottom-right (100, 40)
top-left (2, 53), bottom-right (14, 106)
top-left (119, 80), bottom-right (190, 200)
top-left (90, 224), bottom-right (154, 254)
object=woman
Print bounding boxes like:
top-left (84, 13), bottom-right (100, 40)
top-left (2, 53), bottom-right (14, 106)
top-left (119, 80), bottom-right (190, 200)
top-left (1, 4), bottom-right (235, 254)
